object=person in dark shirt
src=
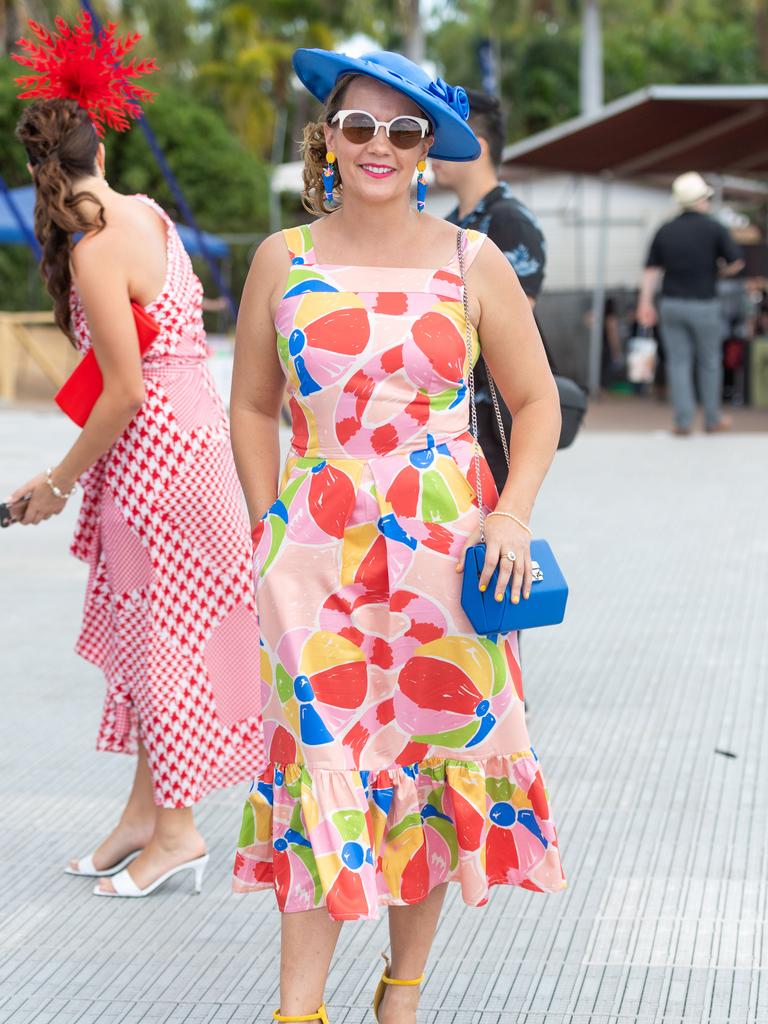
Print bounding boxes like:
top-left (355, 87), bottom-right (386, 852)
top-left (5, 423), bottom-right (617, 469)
top-left (637, 172), bottom-right (744, 434)
top-left (432, 90), bottom-right (547, 490)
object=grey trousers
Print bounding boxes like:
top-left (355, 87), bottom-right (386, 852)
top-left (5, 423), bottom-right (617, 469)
top-left (659, 297), bottom-right (724, 429)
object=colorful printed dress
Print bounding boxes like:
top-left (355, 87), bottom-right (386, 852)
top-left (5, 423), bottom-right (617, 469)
top-left (70, 194), bottom-right (265, 808)
top-left (232, 224), bottom-right (565, 919)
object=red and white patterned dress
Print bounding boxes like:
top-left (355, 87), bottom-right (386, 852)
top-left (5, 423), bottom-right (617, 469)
top-left (69, 194), bottom-right (265, 808)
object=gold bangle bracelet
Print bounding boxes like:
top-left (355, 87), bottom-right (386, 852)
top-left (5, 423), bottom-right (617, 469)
top-left (486, 510), bottom-right (532, 535)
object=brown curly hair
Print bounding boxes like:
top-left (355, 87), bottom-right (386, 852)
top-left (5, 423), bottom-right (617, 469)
top-left (15, 99), bottom-right (106, 342)
top-left (300, 78), bottom-right (355, 217)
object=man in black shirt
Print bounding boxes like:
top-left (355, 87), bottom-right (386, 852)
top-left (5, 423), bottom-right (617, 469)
top-left (432, 90), bottom-right (546, 489)
top-left (637, 172), bottom-right (744, 434)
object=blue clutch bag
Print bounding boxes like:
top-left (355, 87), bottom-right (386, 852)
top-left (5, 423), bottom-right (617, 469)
top-left (461, 539), bottom-right (568, 635)
top-left (454, 228), bottom-right (568, 637)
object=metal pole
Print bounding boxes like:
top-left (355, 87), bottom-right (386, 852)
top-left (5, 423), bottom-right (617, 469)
top-left (477, 39), bottom-right (499, 96)
top-left (575, 175), bottom-right (585, 291)
top-left (402, 0), bottom-right (424, 65)
top-left (80, 0), bottom-right (238, 320)
top-left (580, 0), bottom-right (604, 116)
top-left (269, 105), bottom-right (288, 235)
top-left (588, 173), bottom-right (611, 395)
top-left (710, 173), bottom-right (724, 214)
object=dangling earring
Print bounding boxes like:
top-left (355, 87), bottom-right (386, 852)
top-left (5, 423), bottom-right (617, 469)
top-left (416, 160), bottom-right (428, 213)
top-left (323, 151), bottom-right (336, 207)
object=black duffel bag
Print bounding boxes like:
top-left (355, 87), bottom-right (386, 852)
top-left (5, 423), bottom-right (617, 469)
top-left (481, 372), bottom-right (586, 454)
top-left (553, 373), bottom-right (588, 449)
top-left (538, 313), bottom-right (587, 448)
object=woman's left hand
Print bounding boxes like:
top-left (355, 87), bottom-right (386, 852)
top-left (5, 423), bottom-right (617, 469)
top-left (10, 472), bottom-right (67, 525)
top-left (456, 515), bottom-right (532, 604)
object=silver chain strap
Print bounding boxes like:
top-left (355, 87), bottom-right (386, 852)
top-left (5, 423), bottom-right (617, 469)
top-left (456, 228), bottom-right (511, 542)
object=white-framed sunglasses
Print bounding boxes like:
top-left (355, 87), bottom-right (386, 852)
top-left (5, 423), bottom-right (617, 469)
top-left (330, 109), bottom-right (432, 150)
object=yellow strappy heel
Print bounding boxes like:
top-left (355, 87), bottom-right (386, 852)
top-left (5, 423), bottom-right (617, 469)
top-left (372, 953), bottom-right (424, 1022)
top-left (273, 1006), bottom-right (329, 1024)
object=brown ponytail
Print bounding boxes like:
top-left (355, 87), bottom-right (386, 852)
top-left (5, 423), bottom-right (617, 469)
top-left (15, 99), bottom-right (106, 343)
top-left (300, 78), bottom-right (355, 218)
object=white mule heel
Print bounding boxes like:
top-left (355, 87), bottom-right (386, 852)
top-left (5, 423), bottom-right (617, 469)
top-left (93, 853), bottom-right (209, 898)
top-left (65, 850), bottom-right (142, 878)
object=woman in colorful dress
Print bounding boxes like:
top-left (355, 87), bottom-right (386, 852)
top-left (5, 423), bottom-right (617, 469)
top-left (7, 16), bottom-right (264, 898)
top-left (230, 48), bottom-right (565, 1023)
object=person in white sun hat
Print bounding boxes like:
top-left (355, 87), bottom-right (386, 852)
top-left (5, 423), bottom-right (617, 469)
top-left (637, 171), bottom-right (744, 435)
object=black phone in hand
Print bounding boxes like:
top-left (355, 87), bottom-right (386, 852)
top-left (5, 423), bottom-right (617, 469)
top-left (0, 496), bottom-right (30, 527)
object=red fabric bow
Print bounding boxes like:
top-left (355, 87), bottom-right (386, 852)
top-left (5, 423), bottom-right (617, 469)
top-left (55, 303), bottom-right (160, 427)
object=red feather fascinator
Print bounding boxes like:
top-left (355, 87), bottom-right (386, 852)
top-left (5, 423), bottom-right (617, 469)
top-left (12, 12), bottom-right (157, 137)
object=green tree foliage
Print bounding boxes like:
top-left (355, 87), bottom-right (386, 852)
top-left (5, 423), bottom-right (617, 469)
top-left (0, 59), bottom-right (28, 182)
top-left (109, 84), bottom-right (271, 306)
top-left (106, 85), bottom-right (269, 232)
top-left (196, 0), bottom-right (386, 157)
top-left (2, 67), bottom-right (267, 231)
top-left (119, 0), bottom-right (199, 68)
top-left (429, 0), bottom-right (767, 142)
top-left (603, 0), bottom-right (765, 98)
top-left (0, 63), bottom-right (46, 311)
top-left (2, 1), bottom-right (767, 312)
top-left (0, 58), bottom-right (269, 311)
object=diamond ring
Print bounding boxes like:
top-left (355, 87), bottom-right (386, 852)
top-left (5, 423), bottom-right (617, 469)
top-left (506, 550), bottom-right (516, 562)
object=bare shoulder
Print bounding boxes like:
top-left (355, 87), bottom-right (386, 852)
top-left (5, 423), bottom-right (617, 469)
top-left (466, 235), bottom-right (528, 323)
top-left (422, 213), bottom-right (462, 249)
top-left (252, 230), bottom-right (292, 268)
top-left (239, 231), bottom-right (293, 320)
top-left (71, 194), bottom-right (155, 276)
top-left (70, 220), bottom-right (124, 280)
top-left (247, 231), bottom-right (291, 291)
top-left (469, 233), bottom-right (513, 276)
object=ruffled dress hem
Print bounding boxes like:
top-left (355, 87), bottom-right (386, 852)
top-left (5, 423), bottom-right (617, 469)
top-left (232, 751), bottom-right (565, 921)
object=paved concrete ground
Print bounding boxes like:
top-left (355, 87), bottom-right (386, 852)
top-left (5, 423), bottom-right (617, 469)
top-left (1, 407), bottom-right (767, 1024)
top-left (583, 395), bottom-right (768, 435)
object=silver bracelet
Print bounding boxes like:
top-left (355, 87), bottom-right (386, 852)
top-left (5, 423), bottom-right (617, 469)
top-left (45, 467), bottom-right (77, 501)
top-left (486, 510), bottom-right (532, 535)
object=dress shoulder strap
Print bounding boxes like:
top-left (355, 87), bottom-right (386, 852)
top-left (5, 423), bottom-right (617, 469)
top-left (456, 228), bottom-right (487, 272)
top-left (282, 224), bottom-right (317, 265)
top-left (132, 192), bottom-right (173, 227)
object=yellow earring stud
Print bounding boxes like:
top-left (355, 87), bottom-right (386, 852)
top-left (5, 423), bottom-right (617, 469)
top-left (326, 151), bottom-right (336, 164)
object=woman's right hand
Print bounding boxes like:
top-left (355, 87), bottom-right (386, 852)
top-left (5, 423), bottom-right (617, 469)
top-left (10, 472), bottom-right (67, 525)
top-left (456, 515), bottom-right (533, 604)
top-left (636, 301), bottom-right (658, 328)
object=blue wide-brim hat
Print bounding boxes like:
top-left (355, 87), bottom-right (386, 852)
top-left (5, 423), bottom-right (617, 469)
top-left (292, 48), bottom-right (480, 162)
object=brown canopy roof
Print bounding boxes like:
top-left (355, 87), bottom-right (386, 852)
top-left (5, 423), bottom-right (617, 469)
top-left (502, 85), bottom-right (768, 177)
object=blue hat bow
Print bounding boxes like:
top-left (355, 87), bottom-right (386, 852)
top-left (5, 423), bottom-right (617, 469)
top-left (427, 78), bottom-right (470, 121)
